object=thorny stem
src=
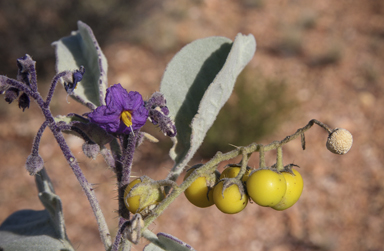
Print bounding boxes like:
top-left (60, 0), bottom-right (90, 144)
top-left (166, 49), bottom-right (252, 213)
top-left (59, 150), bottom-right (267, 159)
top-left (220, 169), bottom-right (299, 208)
top-left (31, 120), bottom-right (49, 156)
top-left (46, 109), bottom-right (112, 250)
top-left (52, 146), bottom-right (110, 246)
top-left (114, 131), bottom-right (140, 250)
top-left (120, 131), bottom-right (139, 187)
top-left (117, 132), bottom-right (139, 220)
top-left (28, 64), bottom-right (38, 92)
top-left (44, 107), bottom-right (112, 250)
top-left (4, 75), bottom-right (112, 250)
top-left (111, 218), bottom-right (131, 251)
top-left (141, 119), bottom-right (333, 232)
top-left (44, 71), bottom-right (70, 108)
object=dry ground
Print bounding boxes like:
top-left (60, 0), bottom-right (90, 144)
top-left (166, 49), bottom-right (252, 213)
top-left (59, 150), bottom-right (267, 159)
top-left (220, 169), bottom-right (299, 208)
top-left (1, 1), bottom-right (384, 251)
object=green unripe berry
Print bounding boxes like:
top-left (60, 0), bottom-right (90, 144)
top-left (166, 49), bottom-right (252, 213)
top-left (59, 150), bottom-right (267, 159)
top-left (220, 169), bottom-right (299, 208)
top-left (124, 177), bottom-right (165, 214)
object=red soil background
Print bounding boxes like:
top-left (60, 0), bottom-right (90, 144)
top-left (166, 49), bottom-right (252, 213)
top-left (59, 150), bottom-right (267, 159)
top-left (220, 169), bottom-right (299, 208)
top-left (0, 1), bottom-right (383, 250)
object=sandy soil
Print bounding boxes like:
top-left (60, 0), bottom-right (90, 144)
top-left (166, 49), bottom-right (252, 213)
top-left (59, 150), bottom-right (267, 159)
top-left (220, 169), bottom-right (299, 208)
top-left (1, 1), bottom-right (383, 251)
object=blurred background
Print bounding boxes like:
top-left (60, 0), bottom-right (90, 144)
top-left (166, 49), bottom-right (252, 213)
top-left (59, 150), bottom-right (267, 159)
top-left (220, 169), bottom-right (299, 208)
top-left (0, 0), bottom-right (383, 250)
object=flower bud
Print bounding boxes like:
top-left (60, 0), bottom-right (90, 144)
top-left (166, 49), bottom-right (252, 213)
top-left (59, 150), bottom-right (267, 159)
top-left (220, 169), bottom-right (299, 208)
top-left (4, 87), bottom-right (20, 104)
top-left (26, 154), bottom-right (44, 175)
top-left (18, 92), bottom-right (30, 111)
top-left (326, 128), bottom-right (353, 154)
top-left (16, 55), bottom-right (35, 87)
top-left (148, 108), bottom-right (177, 137)
top-left (73, 68), bottom-right (84, 83)
top-left (144, 92), bottom-right (176, 137)
top-left (82, 142), bottom-right (100, 160)
top-left (161, 106), bottom-right (169, 116)
top-left (64, 66), bottom-right (85, 93)
top-left (145, 92), bottom-right (167, 109)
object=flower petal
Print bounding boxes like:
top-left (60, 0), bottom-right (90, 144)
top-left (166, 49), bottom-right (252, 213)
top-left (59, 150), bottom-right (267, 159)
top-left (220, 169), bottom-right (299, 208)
top-left (88, 105), bottom-right (121, 133)
top-left (131, 105), bottom-right (149, 130)
top-left (122, 91), bottom-right (144, 111)
top-left (105, 84), bottom-right (129, 112)
top-left (88, 84), bottom-right (148, 134)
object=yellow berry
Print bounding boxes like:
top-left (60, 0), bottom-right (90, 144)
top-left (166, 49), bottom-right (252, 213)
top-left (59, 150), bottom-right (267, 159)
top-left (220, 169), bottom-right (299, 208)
top-left (184, 168), bottom-right (215, 208)
top-left (213, 181), bottom-right (248, 214)
top-left (220, 166), bottom-right (250, 182)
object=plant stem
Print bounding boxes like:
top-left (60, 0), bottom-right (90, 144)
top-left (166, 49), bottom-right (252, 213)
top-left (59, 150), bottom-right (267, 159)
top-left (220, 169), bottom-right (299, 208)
top-left (276, 146), bottom-right (284, 171)
top-left (47, 113), bottom-right (112, 250)
top-left (44, 71), bottom-right (69, 107)
top-left (4, 76), bottom-right (112, 250)
top-left (111, 218), bottom-right (131, 251)
top-left (142, 119), bottom-right (332, 231)
top-left (117, 132), bottom-right (139, 220)
top-left (236, 148), bottom-right (249, 180)
top-left (259, 145), bottom-right (265, 168)
top-left (31, 121), bottom-right (49, 155)
top-left (120, 132), bottom-right (139, 187)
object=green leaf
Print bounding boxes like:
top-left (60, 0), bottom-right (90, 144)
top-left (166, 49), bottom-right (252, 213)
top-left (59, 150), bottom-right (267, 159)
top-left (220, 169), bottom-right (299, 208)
top-left (160, 34), bottom-right (256, 178)
top-left (160, 36), bottom-right (231, 162)
top-left (54, 114), bottom-right (89, 125)
top-left (143, 232), bottom-right (195, 251)
top-left (0, 169), bottom-right (73, 251)
top-left (0, 210), bottom-right (73, 251)
top-left (54, 114), bottom-right (114, 146)
top-left (52, 21), bottom-right (108, 107)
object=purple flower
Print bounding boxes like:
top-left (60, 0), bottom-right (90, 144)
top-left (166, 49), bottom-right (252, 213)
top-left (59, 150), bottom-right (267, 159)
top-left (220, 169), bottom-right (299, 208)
top-left (88, 84), bottom-right (148, 134)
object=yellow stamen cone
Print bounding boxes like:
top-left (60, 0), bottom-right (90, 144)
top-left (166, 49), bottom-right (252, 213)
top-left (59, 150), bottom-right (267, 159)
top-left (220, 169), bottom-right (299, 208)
top-left (121, 111), bottom-right (133, 128)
